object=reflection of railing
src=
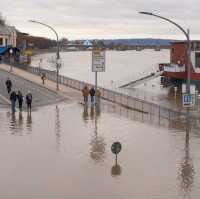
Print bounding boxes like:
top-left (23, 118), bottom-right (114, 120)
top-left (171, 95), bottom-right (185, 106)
top-left (20, 65), bottom-right (197, 121)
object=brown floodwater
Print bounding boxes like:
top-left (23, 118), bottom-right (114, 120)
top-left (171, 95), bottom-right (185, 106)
top-left (0, 102), bottom-right (200, 199)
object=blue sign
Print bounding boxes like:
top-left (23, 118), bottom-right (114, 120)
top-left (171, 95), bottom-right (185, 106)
top-left (182, 94), bottom-right (194, 107)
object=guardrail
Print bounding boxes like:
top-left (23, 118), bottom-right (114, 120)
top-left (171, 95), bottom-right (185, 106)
top-left (22, 65), bottom-right (192, 121)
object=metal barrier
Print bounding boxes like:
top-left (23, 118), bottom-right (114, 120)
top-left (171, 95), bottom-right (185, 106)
top-left (20, 65), bottom-right (195, 120)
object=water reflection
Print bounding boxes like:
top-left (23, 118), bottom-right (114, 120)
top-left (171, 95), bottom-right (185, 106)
top-left (26, 112), bottom-right (32, 131)
top-left (55, 105), bottom-right (61, 150)
top-left (82, 104), bottom-right (89, 123)
top-left (90, 104), bottom-right (95, 120)
top-left (111, 163), bottom-right (122, 177)
top-left (18, 112), bottom-right (24, 133)
top-left (85, 104), bottom-right (106, 163)
top-left (178, 111), bottom-right (195, 196)
top-left (10, 112), bottom-right (17, 132)
top-left (6, 111), bottom-right (27, 134)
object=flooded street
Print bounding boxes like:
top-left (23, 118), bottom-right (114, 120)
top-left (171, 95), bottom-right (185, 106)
top-left (0, 102), bottom-right (200, 199)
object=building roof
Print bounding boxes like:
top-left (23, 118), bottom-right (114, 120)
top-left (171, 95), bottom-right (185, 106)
top-left (0, 25), bottom-right (16, 35)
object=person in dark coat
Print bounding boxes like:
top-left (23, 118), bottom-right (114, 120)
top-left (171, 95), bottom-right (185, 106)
top-left (26, 91), bottom-right (32, 113)
top-left (5, 78), bottom-right (12, 94)
top-left (41, 73), bottom-right (46, 85)
top-left (89, 87), bottom-right (95, 104)
top-left (10, 90), bottom-right (17, 113)
top-left (17, 90), bottom-right (23, 112)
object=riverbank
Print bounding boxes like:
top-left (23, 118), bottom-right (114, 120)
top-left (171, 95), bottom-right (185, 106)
top-left (32, 48), bottom-right (92, 56)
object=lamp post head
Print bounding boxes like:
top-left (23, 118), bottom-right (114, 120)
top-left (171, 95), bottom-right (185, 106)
top-left (138, 11), bottom-right (153, 15)
top-left (28, 20), bottom-right (37, 23)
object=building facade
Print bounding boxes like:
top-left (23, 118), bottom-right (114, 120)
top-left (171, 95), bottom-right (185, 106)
top-left (160, 41), bottom-right (200, 83)
top-left (0, 25), bottom-right (17, 48)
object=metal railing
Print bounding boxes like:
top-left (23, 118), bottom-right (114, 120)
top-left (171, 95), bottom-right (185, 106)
top-left (21, 65), bottom-right (195, 121)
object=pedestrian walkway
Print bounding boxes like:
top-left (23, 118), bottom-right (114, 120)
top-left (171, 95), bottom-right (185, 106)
top-left (0, 64), bottom-right (67, 108)
top-left (0, 63), bottom-right (89, 106)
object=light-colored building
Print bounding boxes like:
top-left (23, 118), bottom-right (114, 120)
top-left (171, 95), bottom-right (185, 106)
top-left (0, 25), bottom-right (17, 48)
top-left (83, 40), bottom-right (93, 47)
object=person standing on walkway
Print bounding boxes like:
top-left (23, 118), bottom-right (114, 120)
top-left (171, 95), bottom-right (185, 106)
top-left (82, 85), bottom-right (89, 104)
top-left (26, 91), bottom-right (32, 113)
top-left (5, 78), bottom-right (12, 94)
top-left (89, 87), bottom-right (95, 104)
top-left (41, 73), bottom-right (46, 85)
top-left (96, 88), bottom-right (101, 105)
top-left (10, 90), bottom-right (17, 113)
top-left (17, 90), bottom-right (23, 112)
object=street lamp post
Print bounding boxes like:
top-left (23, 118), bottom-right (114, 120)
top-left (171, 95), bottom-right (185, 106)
top-left (29, 20), bottom-right (60, 90)
top-left (138, 12), bottom-right (191, 95)
top-left (9, 48), bottom-right (13, 72)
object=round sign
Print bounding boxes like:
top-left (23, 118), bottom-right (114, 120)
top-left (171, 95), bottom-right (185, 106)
top-left (111, 142), bottom-right (122, 155)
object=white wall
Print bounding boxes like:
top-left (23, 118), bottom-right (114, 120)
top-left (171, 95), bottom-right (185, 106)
top-left (0, 26), bottom-right (17, 47)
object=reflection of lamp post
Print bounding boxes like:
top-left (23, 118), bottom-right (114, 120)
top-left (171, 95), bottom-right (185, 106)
top-left (28, 20), bottom-right (60, 90)
top-left (139, 12), bottom-right (191, 95)
top-left (177, 116), bottom-right (195, 194)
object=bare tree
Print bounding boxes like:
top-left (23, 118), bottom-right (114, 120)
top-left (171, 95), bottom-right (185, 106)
top-left (0, 13), bottom-right (6, 26)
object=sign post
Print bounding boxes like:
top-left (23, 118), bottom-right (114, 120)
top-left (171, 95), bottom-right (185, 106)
top-left (9, 48), bottom-right (13, 72)
top-left (92, 49), bottom-right (105, 104)
top-left (182, 84), bottom-right (195, 108)
top-left (111, 142), bottom-right (122, 165)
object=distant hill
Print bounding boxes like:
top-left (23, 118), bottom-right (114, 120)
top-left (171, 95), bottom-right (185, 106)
top-left (102, 38), bottom-right (175, 46)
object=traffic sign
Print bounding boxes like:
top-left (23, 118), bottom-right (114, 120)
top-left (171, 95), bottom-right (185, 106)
top-left (182, 93), bottom-right (195, 107)
top-left (92, 49), bottom-right (105, 72)
top-left (111, 142), bottom-right (122, 155)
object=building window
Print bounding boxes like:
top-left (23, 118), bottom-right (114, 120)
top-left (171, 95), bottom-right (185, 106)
top-left (195, 52), bottom-right (200, 68)
top-left (0, 38), bottom-right (3, 46)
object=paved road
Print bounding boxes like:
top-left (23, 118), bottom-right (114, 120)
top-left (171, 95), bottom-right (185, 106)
top-left (0, 69), bottom-right (64, 108)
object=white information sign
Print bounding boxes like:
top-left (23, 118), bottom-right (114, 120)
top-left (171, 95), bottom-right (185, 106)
top-left (182, 84), bottom-right (196, 94)
top-left (92, 50), bottom-right (105, 72)
top-left (182, 93), bottom-right (195, 107)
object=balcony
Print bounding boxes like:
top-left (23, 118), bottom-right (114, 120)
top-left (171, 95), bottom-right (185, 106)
top-left (163, 64), bottom-right (185, 72)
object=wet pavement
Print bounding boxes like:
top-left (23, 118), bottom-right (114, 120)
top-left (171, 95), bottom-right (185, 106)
top-left (0, 101), bottom-right (200, 199)
top-left (0, 68), bottom-right (64, 108)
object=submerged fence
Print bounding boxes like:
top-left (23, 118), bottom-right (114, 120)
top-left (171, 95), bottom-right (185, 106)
top-left (21, 65), bottom-right (193, 121)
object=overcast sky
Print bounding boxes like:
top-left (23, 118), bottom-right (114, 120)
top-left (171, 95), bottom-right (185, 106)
top-left (1, 0), bottom-right (200, 40)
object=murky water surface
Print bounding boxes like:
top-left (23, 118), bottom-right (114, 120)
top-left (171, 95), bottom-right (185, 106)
top-left (0, 102), bottom-right (200, 199)
top-left (32, 50), bottom-right (170, 88)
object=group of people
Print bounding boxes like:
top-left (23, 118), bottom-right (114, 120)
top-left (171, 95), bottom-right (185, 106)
top-left (5, 78), bottom-right (33, 113)
top-left (82, 85), bottom-right (101, 104)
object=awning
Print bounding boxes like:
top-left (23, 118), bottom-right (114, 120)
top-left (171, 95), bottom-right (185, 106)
top-left (0, 46), bottom-right (10, 55)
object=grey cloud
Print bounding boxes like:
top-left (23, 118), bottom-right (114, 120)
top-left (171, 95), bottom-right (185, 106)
top-left (1, 0), bottom-right (200, 39)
